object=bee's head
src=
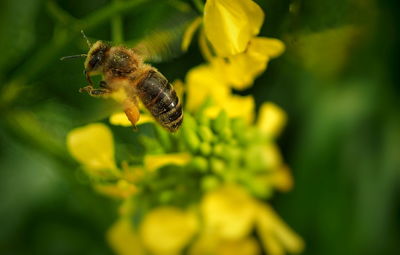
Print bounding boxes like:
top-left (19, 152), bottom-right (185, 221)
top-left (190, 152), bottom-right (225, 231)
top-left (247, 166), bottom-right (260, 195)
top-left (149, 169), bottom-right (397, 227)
top-left (84, 41), bottom-right (110, 74)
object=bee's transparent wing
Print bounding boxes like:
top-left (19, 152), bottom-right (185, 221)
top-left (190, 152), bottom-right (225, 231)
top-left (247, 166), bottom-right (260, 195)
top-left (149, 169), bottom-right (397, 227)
top-left (128, 3), bottom-right (200, 63)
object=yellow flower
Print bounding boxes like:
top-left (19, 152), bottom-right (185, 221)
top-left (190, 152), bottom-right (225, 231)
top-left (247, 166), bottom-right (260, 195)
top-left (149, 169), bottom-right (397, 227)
top-left (66, 123), bottom-right (119, 178)
top-left (204, 95), bottom-right (255, 123)
top-left (94, 180), bottom-right (138, 199)
top-left (201, 185), bottom-right (257, 240)
top-left (215, 237), bottom-right (261, 255)
top-left (139, 207), bottom-right (198, 255)
top-left (144, 153), bottom-right (192, 172)
top-left (109, 111), bottom-right (154, 127)
top-left (204, 0), bottom-right (264, 57)
top-left (190, 235), bottom-right (260, 255)
top-left (107, 218), bottom-right (146, 255)
top-left (256, 204), bottom-right (304, 255)
top-left (271, 165), bottom-right (294, 192)
top-left (186, 64), bottom-right (230, 111)
top-left (260, 144), bottom-right (283, 170)
top-left (257, 102), bottom-right (287, 138)
top-left (211, 37), bottom-right (285, 90)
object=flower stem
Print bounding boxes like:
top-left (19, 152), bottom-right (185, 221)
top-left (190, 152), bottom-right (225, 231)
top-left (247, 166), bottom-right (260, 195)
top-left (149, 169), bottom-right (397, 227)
top-left (111, 0), bottom-right (124, 43)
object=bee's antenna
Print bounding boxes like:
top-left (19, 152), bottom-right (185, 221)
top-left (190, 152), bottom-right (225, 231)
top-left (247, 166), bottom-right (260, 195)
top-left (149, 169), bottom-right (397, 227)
top-left (81, 30), bottom-right (92, 48)
top-left (60, 54), bottom-right (87, 61)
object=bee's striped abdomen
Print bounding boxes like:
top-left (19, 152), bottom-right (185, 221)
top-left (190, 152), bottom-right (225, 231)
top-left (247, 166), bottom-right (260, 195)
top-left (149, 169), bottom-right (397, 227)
top-left (136, 70), bottom-right (183, 132)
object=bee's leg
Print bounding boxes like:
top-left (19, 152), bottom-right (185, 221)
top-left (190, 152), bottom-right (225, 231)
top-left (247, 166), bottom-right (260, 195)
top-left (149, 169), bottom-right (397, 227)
top-left (79, 85), bottom-right (111, 97)
top-left (124, 101), bottom-right (140, 129)
top-left (99, 80), bottom-right (109, 89)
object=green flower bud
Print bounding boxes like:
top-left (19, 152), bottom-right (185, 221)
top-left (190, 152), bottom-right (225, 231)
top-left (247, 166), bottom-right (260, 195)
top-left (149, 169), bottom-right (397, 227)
top-left (212, 144), bottom-right (224, 157)
top-left (220, 128), bottom-right (233, 142)
top-left (198, 125), bottom-right (214, 142)
top-left (201, 176), bottom-right (220, 191)
top-left (159, 190), bottom-right (173, 203)
top-left (154, 125), bottom-right (172, 151)
top-left (231, 118), bottom-right (246, 138)
top-left (210, 157), bottom-right (226, 175)
top-left (183, 129), bottom-right (201, 153)
top-left (212, 110), bottom-right (229, 134)
top-left (199, 142), bottom-right (212, 156)
top-left (189, 156), bottom-right (209, 172)
top-left (139, 135), bottom-right (164, 154)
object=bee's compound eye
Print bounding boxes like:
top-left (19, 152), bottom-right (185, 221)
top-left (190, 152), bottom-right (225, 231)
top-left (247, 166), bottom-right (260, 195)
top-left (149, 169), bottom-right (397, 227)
top-left (89, 54), bottom-right (101, 68)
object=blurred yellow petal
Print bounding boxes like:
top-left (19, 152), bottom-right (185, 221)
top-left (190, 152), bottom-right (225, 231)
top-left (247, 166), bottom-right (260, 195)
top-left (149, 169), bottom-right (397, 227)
top-left (172, 79), bottom-right (185, 102)
top-left (121, 163), bottom-right (145, 183)
top-left (109, 112), bottom-right (154, 127)
top-left (272, 165), bottom-right (293, 192)
top-left (204, 0), bottom-right (264, 56)
top-left (144, 153), bottom-right (192, 172)
top-left (257, 103), bottom-right (287, 137)
top-left (216, 237), bottom-right (261, 255)
top-left (260, 144), bottom-right (283, 170)
top-left (249, 37), bottom-right (285, 59)
top-left (189, 233), bottom-right (220, 255)
top-left (201, 185), bottom-right (256, 240)
top-left (211, 37), bottom-right (285, 90)
top-left (256, 203), bottom-right (304, 255)
top-left (225, 95), bottom-right (255, 123)
top-left (186, 64), bottom-right (230, 111)
top-left (107, 218), bottom-right (145, 255)
top-left (94, 180), bottom-right (138, 199)
top-left (140, 207), bottom-right (198, 255)
top-left (204, 95), bottom-right (255, 124)
top-left (182, 17), bottom-right (203, 51)
top-left (66, 123), bottom-right (118, 178)
top-left (109, 112), bottom-right (132, 127)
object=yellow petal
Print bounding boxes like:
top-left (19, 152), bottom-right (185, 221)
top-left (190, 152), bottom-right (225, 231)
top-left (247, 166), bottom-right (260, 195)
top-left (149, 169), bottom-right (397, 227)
top-left (109, 112), bottom-right (154, 127)
top-left (204, 95), bottom-right (255, 124)
top-left (256, 165), bottom-right (294, 194)
top-left (211, 37), bottom-right (285, 90)
top-left (257, 103), bottom-right (287, 137)
top-left (66, 123), bottom-right (118, 178)
top-left (249, 37), bottom-right (285, 59)
top-left (256, 203), bottom-right (304, 255)
top-left (216, 237), bottom-right (261, 255)
top-left (172, 79), bottom-right (185, 102)
top-left (271, 165), bottom-right (293, 192)
top-left (144, 153), bottom-right (192, 172)
top-left (182, 17), bottom-right (203, 51)
top-left (201, 185), bottom-right (257, 240)
top-left (260, 144), bottom-right (283, 170)
top-left (189, 232), bottom-right (220, 255)
top-left (94, 180), bottom-right (138, 199)
top-left (109, 112), bottom-right (132, 127)
top-left (107, 218), bottom-right (146, 255)
top-left (186, 64), bottom-right (230, 111)
top-left (225, 95), bottom-right (255, 123)
top-left (140, 207), bottom-right (198, 255)
top-left (204, 0), bottom-right (264, 56)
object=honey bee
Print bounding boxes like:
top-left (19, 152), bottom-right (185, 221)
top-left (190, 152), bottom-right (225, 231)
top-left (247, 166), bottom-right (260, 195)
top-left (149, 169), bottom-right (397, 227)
top-left (62, 31), bottom-right (183, 132)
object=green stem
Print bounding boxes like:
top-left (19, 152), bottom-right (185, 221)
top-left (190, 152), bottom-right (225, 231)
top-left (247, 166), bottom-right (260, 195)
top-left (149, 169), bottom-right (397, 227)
top-left (111, 0), bottom-right (124, 43)
top-left (111, 15), bottom-right (124, 43)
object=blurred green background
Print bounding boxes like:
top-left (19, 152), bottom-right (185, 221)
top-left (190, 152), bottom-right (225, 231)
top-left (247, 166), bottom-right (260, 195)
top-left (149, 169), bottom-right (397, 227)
top-left (0, 0), bottom-right (399, 254)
